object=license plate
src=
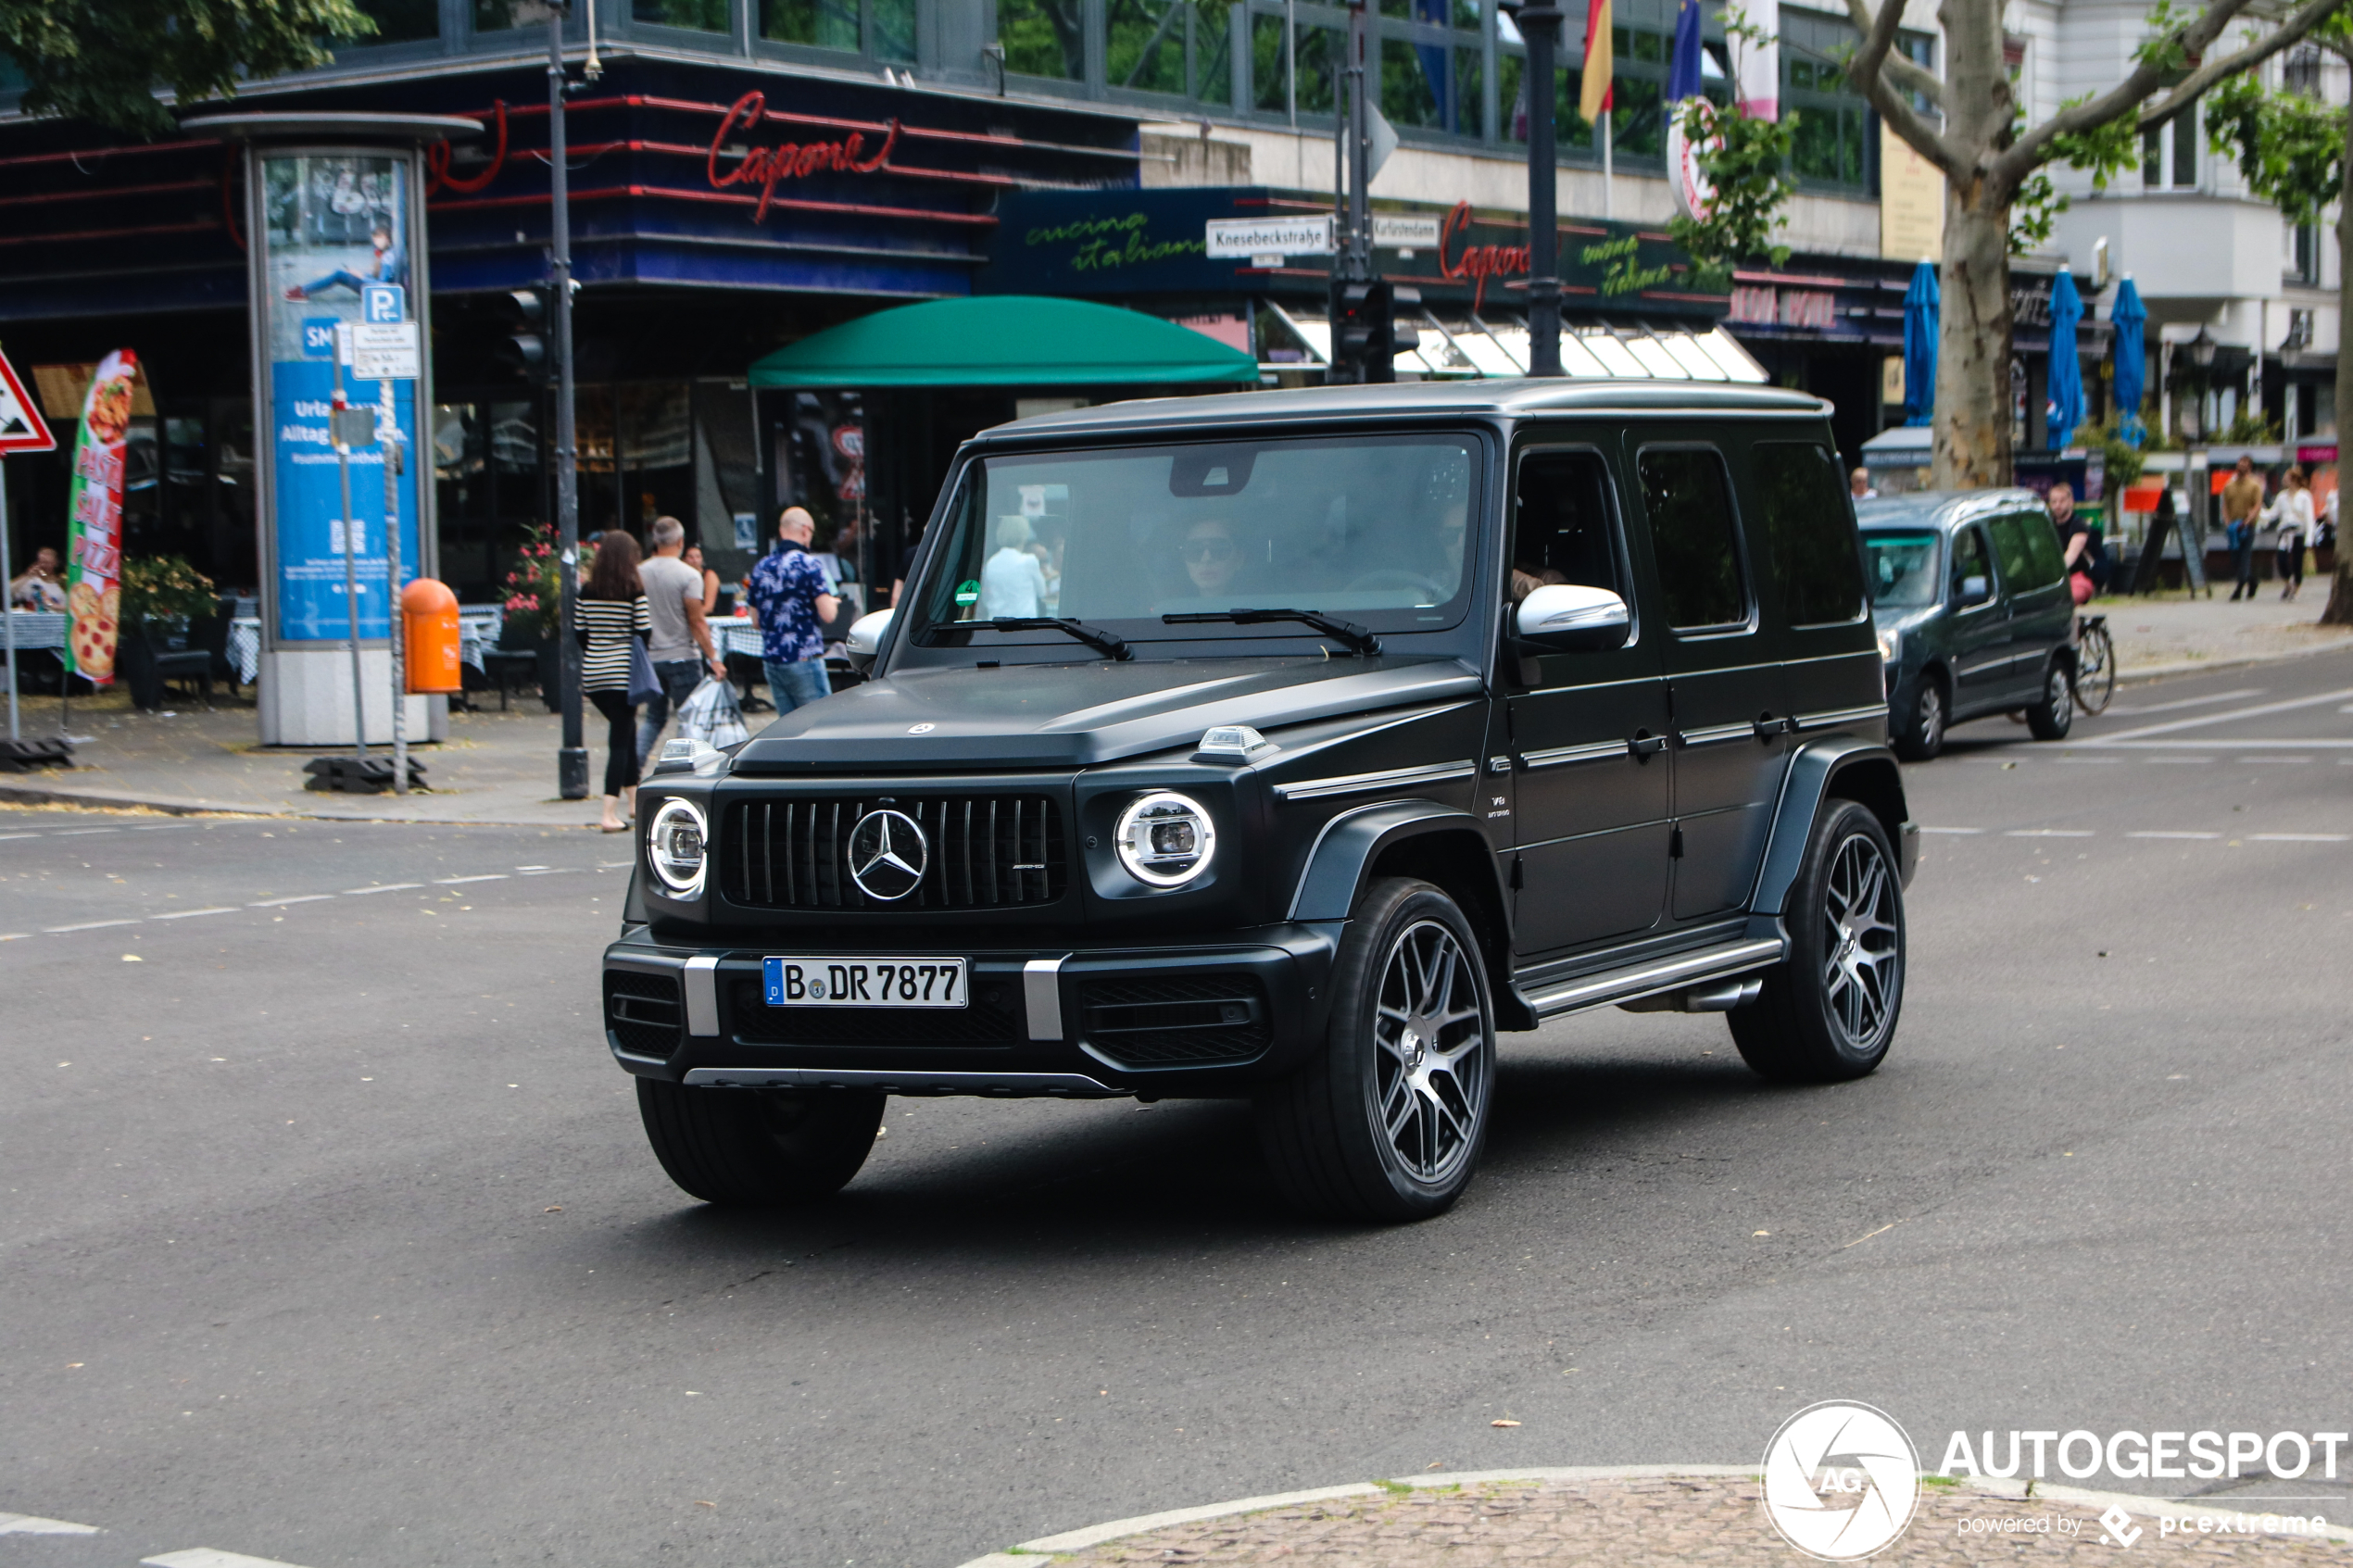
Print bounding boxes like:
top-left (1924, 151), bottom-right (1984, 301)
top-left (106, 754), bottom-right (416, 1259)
top-left (762, 956), bottom-right (968, 1009)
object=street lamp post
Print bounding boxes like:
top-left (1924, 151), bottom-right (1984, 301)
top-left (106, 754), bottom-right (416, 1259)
top-left (549, 2), bottom-right (587, 799)
top-left (1511, 2), bottom-right (1566, 377)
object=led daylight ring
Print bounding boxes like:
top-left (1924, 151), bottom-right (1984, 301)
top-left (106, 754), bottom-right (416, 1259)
top-left (647, 797), bottom-right (709, 896)
top-left (1114, 791), bottom-right (1216, 888)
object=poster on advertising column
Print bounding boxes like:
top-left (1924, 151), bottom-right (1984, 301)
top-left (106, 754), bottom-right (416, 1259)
top-left (62, 349), bottom-right (134, 685)
top-left (258, 150), bottom-right (423, 643)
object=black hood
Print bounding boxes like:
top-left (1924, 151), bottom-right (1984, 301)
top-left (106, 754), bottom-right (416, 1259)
top-left (732, 656), bottom-right (1484, 772)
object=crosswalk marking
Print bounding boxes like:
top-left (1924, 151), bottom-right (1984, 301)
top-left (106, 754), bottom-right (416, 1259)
top-left (144, 1550), bottom-right (315, 1568)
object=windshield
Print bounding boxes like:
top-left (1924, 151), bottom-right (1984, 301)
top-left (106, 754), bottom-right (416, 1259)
top-left (912, 433), bottom-right (1480, 651)
top-left (1864, 531), bottom-right (1943, 608)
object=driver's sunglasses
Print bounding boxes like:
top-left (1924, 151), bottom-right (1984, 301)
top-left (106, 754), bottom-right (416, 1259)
top-left (1181, 537), bottom-right (1238, 564)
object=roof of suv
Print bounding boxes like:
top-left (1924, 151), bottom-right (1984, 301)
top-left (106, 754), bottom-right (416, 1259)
top-left (1855, 488), bottom-right (2048, 533)
top-left (977, 378), bottom-right (1831, 441)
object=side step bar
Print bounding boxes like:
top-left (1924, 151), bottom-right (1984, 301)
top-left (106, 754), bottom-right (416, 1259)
top-left (1516, 935), bottom-right (1787, 1022)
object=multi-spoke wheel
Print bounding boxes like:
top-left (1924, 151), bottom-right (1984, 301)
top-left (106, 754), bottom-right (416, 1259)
top-left (2073, 620), bottom-right (2117, 715)
top-left (1256, 877), bottom-right (1496, 1220)
top-left (1894, 674), bottom-right (1947, 761)
top-left (1729, 802), bottom-right (1906, 1084)
top-left (2025, 659), bottom-right (2075, 740)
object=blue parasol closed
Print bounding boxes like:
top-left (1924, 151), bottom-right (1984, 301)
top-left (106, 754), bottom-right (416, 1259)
top-left (2110, 276), bottom-right (2147, 447)
top-left (1903, 260), bottom-right (1939, 427)
top-left (2046, 270), bottom-right (2084, 449)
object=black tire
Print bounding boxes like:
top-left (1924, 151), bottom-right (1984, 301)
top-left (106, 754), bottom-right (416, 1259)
top-left (1254, 877), bottom-right (1496, 1222)
top-left (2025, 659), bottom-right (2074, 740)
top-left (1729, 801), bottom-right (1906, 1084)
top-left (636, 1078), bottom-right (884, 1205)
top-left (2073, 624), bottom-right (2117, 715)
top-left (1893, 672), bottom-right (1947, 761)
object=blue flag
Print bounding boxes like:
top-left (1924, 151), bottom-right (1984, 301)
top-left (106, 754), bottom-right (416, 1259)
top-left (1667, 0), bottom-right (1705, 102)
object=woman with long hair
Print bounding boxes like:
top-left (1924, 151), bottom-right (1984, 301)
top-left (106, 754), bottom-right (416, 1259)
top-left (578, 529), bottom-right (650, 831)
top-left (2266, 466), bottom-right (2314, 600)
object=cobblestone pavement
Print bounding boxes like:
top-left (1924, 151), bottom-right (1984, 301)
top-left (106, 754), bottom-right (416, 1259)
top-left (2095, 588), bottom-right (2349, 677)
top-left (1041, 1476), bottom-right (2351, 1564)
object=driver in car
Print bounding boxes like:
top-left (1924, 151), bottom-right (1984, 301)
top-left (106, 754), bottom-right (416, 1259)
top-left (1176, 517), bottom-right (1240, 602)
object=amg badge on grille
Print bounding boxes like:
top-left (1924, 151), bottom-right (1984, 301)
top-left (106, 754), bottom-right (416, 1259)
top-left (848, 809), bottom-right (929, 900)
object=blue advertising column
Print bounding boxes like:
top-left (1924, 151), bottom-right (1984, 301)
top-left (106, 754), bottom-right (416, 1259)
top-left (190, 113), bottom-right (477, 746)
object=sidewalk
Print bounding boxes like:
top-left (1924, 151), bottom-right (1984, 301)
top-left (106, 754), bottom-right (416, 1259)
top-left (2098, 586), bottom-right (2350, 681)
top-left (0, 590), bottom-right (2346, 822)
top-left (966, 1470), bottom-right (2353, 1566)
top-left (0, 688), bottom-right (606, 826)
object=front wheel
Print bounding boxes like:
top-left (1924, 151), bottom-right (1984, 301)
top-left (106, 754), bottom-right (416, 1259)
top-left (636, 1078), bottom-right (885, 1205)
top-left (1254, 877), bottom-right (1496, 1221)
top-left (2073, 623), bottom-right (2117, 714)
top-left (2025, 659), bottom-right (2075, 740)
top-left (1729, 802), bottom-right (1906, 1084)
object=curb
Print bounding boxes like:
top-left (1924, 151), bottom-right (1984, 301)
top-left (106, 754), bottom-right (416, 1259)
top-left (953, 1465), bottom-right (2353, 1565)
top-left (0, 778), bottom-right (598, 828)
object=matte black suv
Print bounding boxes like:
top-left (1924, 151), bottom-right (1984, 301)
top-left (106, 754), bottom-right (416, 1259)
top-left (1857, 490), bottom-right (2078, 760)
top-left (608, 381), bottom-right (1918, 1222)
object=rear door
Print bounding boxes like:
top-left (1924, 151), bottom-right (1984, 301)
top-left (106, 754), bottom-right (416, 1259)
top-left (1944, 521), bottom-right (2011, 714)
top-left (1505, 444), bottom-right (1673, 955)
top-left (1747, 437), bottom-right (1881, 732)
top-left (1628, 438), bottom-right (1793, 922)
top-left (1987, 508), bottom-right (2071, 695)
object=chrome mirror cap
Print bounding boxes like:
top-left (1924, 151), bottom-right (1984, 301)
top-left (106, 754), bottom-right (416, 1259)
top-left (1516, 583), bottom-right (1631, 652)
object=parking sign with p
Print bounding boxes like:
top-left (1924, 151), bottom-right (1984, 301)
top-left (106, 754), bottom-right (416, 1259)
top-left (361, 283), bottom-right (406, 324)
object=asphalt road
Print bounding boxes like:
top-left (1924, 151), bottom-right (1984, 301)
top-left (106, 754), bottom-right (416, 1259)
top-left (4, 648), bottom-right (2349, 1568)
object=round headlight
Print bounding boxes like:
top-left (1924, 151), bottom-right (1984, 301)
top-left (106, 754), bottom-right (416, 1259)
top-left (647, 797), bottom-right (708, 897)
top-left (1114, 791), bottom-right (1216, 888)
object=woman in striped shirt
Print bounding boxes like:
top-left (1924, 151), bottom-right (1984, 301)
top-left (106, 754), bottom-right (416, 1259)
top-left (579, 529), bottom-right (651, 831)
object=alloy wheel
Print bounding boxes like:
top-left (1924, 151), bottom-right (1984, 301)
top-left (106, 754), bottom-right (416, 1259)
top-left (1918, 684), bottom-right (1944, 750)
top-left (1371, 920), bottom-right (1488, 1185)
top-left (1820, 833), bottom-right (1901, 1052)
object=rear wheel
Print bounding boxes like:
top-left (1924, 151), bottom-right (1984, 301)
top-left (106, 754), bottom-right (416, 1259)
top-left (2025, 659), bottom-right (2075, 740)
top-left (1255, 877), bottom-right (1495, 1221)
top-left (1893, 674), bottom-right (1946, 761)
top-left (1729, 802), bottom-right (1905, 1084)
top-left (2073, 622), bottom-right (2117, 714)
top-left (636, 1078), bottom-right (884, 1205)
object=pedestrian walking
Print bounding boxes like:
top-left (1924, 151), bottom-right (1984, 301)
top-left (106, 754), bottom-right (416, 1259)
top-left (2264, 465), bottom-right (2314, 600)
top-left (2221, 455), bottom-right (2265, 601)
top-left (745, 506), bottom-right (840, 715)
top-left (635, 516), bottom-right (728, 766)
top-left (578, 529), bottom-right (651, 833)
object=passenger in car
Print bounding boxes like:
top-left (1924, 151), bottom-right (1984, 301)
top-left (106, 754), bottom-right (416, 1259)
top-left (979, 514), bottom-right (1050, 620)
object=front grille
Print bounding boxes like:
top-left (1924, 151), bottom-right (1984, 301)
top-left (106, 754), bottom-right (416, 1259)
top-left (606, 971), bottom-right (684, 1059)
top-left (1077, 975), bottom-right (1271, 1068)
top-left (720, 795), bottom-right (1067, 911)
top-left (728, 977), bottom-right (1023, 1047)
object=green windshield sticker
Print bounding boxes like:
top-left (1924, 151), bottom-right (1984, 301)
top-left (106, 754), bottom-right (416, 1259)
top-left (954, 579), bottom-right (980, 607)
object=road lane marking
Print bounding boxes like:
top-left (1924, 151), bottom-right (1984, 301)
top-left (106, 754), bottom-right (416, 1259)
top-left (2126, 832), bottom-right (2221, 840)
top-left (2237, 756), bottom-right (2310, 763)
top-left (247, 895), bottom-right (333, 908)
top-left (2082, 684), bottom-right (2353, 741)
top-left (2250, 833), bottom-right (2349, 842)
top-left (153, 907), bottom-right (239, 920)
top-left (48, 828), bottom-right (119, 836)
top-left (433, 875), bottom-right (508, 884)
top-left (2106, 687), bottom-right (2266, 717)
top-left (2143, 756), bottom-right (2216, 764)
top-left (341, 884), bottom-right (422, 896)
top-left (1919, 827), bottom-right (1982, 834)
top-left (0, 833), bottom-right (41, 841)
top-left (0, 1512), bottom-right (101, 1535)
top-left (2054, 757), bottom-right (2119, 763)
top-left (44, 920), bottom-right (139, 934)
top-left (2069, 739), bottom-right (2353, 749)
top-left (520, 868), bottom-right (577, 875)
top-left (145, 1551), bottom-right (316, 1568)
top-left (2006, 829), bottom-right (2095, 837)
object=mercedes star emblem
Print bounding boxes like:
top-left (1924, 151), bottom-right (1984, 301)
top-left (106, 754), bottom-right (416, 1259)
top-left (848, 809), bottom-right (928, 901)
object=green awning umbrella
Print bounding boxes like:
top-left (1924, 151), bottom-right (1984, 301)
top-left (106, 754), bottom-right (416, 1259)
top-left (747, 295), bottom-right (1260, 388)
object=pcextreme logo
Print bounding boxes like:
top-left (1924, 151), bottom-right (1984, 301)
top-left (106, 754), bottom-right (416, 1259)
top-left (1760, 1401), bottom-right (1923, 1561)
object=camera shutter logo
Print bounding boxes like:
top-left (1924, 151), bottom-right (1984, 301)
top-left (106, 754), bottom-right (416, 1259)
top-left (1760, 1401), bottom-right (1921, 1560)
top-left (848, 809), bottom-right (928, 901)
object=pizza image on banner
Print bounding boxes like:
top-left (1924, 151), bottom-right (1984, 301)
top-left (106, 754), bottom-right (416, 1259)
top-left (64, 349), bottom-right (134, 685)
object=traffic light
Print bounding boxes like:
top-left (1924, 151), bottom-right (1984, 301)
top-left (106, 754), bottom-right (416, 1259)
top-left (1330, 280), bottom-right (1423, 384)
top-left (496, 287), bottom-right (548, 379)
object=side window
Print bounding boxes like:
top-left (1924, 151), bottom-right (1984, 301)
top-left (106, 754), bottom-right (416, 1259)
top-left (1513, 450), bottom-right (1630, 604)
top-left (1753, 441), bottom-right (1866, 626)
top-left (1636, 446), bottom-right (1749, 631)
top-left (1984, 513), bottom-right (2045, 593)
top-left (1950, 526), bottom-right (1991, 598)
top-left (2019, 510), bottom-right (2068, 587)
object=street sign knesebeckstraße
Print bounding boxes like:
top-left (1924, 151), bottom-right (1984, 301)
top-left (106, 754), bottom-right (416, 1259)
top-left (352, 322), bottom-right (422, 382)
top-left (0, 347), bottom-right (57, 455)
top-left (1205, 215), bottom-right (1334, 259)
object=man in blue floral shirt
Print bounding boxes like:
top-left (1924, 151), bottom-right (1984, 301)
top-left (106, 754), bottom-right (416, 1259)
top-left (745, 507), bottom-right (841, 712)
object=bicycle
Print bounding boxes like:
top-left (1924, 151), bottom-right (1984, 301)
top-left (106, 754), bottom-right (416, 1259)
top-left (2071, 612), bottom-right (2116, 715)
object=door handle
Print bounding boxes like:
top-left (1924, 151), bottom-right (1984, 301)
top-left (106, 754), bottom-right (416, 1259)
top-left (1628, 730), bottom-right (1667, 760)
top-left (1753, 711), bottom-right (1796, 739)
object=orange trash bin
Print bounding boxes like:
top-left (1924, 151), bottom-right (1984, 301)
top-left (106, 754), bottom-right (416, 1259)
top-left (402, 578), bottom-right (462, 695)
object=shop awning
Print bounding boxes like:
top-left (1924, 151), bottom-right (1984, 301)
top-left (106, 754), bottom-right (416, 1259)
top-left (747, 295), bottom-right (1261, 388)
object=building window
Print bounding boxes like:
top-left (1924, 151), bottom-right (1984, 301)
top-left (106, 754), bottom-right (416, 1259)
top-left (764, 0), bottom-right (861, 50)
top-left (1001, 0), bottom-right (1087, 81)
top-left (2284, 44), bottom-right (2322, 97)
top-left (1777, 6), bottom-right (1901, 196)
top-left (2142, 94), bottom-right (2198, 187)
top-left (635, 0), bottom-right (729, 31)
top-left (354, 0), bottom-right (440, 43)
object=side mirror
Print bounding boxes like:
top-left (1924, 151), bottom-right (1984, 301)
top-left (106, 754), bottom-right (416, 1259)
top-left (844, 607), bottom-right (896, 671)
top-left (1516, 583), bottom-right (1630, 652)
top-left (1957, 574), bottom-right (1991, 607)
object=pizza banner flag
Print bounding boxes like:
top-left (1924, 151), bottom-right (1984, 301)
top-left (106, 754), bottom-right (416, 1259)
top-left (64, 348), bottom-right (134, 685)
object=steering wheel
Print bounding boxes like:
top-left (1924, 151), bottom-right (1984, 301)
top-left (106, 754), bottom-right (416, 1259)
top-left (1344, 569), bottom-right (1447, 598)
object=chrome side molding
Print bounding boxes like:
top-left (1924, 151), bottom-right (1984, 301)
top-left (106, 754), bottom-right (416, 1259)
top-left (1520, 935), bottom-right (1786, 1020)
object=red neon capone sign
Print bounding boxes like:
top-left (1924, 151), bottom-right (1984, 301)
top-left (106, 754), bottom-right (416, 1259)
top-left (1439, 200), bottom-right (1529, 311)
top-left (709, 91), bottom-right (898, 221)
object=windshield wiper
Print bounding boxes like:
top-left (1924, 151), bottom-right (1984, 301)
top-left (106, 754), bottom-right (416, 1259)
top-left (982, 617), bottom-right (1133, 661)
top-left (1164, 608), bottom-right (1383, 657)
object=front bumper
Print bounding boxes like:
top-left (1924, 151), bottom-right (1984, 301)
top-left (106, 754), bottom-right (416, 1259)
top-left (602, 922), bottom-right (1342, 1098)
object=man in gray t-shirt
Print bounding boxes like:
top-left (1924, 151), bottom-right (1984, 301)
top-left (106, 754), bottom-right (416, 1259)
top-left (636, 516), bottom-right (726, 761)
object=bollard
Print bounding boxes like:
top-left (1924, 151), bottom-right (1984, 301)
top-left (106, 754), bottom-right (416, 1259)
top-left (402, 577), bottom-right (462, 694)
